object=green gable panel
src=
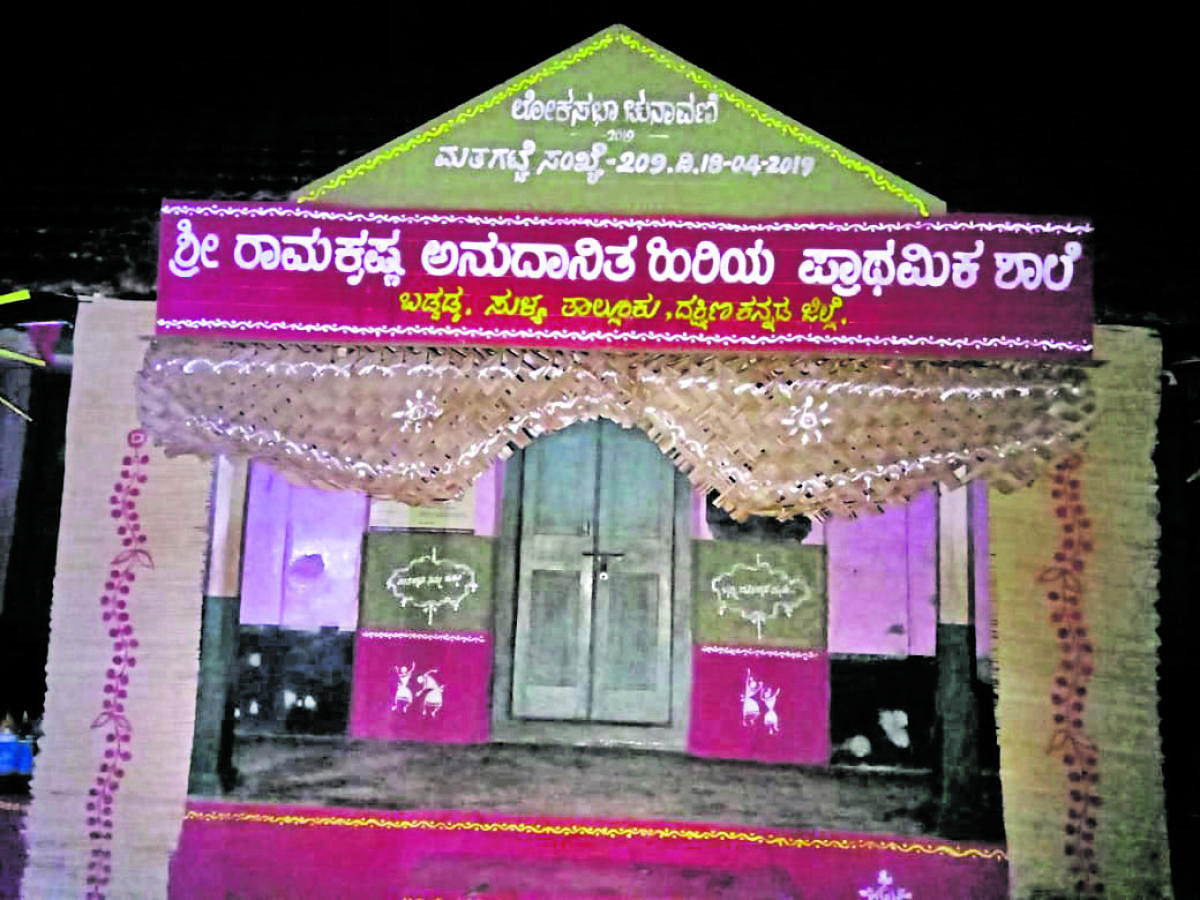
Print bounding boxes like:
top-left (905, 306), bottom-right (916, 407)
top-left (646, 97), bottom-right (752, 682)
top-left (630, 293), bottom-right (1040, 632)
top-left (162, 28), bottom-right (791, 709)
top-left (295, 27), bottom-right (942, 218)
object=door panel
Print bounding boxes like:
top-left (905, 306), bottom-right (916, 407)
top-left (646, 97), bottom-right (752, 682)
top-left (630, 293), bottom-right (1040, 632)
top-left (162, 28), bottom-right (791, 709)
top-left (592, 569), bottom-right (671, 722)
top-left (597, 420), bottom-right (675, 542)
top-left (526, 423), bottom-right (597, 536)
top-left (592, 421), bottom-right (674, 723)
top-left (511, 425), bottom-right (596, 720)
top-left (528, 571), bottom-right (584, 686)
top-left (513, 419), bottom-right (676, 725)
top-left (603, 574), bottom-right (659, 690)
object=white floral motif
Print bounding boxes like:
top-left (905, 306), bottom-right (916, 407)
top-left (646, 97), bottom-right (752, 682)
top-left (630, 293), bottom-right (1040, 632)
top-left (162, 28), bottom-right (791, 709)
top-left (782, 395), bottom-right (832, 444)
top-left (858, 869), bottom-right (912, 900)
top-left (391, 389), bottom-right (443, 432)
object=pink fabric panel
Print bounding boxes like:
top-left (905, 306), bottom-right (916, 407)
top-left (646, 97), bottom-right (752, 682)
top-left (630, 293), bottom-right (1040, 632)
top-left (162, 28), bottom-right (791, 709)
top-left (471, 460), bottom-right (505, 537)
top-left (172, 800), bottom-right (1009, 898)
top-left (280, 480), bottom-right (367, 631)
top-left (238, 462), bottom-right (288, 623)
top-left (828, 486), bottom-right (989, 658)
top-left (827, 505), bottom-right (910, 656)
top-left (349, 631), bottom-right (491, 744)
top-left (239, 461), bottom-right (367, 630)
top-left (972, 480), bottom-right (992, 657)
top-left (905, 490), bottom-right (939, 656)
top-left (687, 646), bottom-right (829, 765)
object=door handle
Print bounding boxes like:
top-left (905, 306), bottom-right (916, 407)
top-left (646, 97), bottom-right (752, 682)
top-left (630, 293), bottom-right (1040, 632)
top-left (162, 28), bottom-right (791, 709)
top-left (580, 551), bottom-right (625, 557)
top-left (582, 551), bottom-right (623, 581)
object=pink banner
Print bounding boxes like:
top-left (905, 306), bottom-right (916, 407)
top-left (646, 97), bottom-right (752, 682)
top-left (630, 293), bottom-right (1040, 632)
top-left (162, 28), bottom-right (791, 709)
top-left (171, 801), bottom-right (1008, 898)
top-left (158, 201), bottom-right (1093, 359)
top-left (687, 645), bottom-right (829, 765)
top-left (349, 630), bottom-right (491, 743)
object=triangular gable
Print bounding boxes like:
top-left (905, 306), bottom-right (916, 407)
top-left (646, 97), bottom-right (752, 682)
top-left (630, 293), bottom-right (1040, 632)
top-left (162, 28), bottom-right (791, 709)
top-left (295, 26), bottom-right (943, 218)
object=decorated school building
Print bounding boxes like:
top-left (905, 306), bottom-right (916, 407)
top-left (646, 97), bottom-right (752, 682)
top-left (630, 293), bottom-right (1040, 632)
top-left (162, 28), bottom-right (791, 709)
top-left (18, 25), bottom-right (1170, 898)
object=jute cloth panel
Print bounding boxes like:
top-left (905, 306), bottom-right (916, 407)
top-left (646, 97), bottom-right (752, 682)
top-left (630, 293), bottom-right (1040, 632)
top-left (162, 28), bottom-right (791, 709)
top-left (992, 325), bottom-right (1170, 897)
top-left (25, 299), bottom-right (211, 898)
top-left (137, 340), bottom-right (1095, 520)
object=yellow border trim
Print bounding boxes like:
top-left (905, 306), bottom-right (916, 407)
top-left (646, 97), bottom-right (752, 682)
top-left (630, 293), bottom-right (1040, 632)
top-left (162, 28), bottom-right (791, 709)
top-left (184, 810), bottom-right (1006, 862)
top-left (296, 31), bottom-right (929, 217)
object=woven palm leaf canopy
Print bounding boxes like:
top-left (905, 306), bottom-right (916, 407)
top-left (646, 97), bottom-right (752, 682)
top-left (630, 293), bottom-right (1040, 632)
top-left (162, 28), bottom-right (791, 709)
top-left (138, 340), bottom-right (1093, 520)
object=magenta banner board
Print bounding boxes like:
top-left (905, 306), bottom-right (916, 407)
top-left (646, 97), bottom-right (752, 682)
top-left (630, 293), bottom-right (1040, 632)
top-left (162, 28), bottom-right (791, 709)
top-left (349, 630), bottom-right (491, 744)
top-left (174, 801), bottom-right (1008, 900)
top-left (687, 645), bottom-right (830, 765)
top-left (157, 200), bottom-right (1093, 359)
top-left (172, 801), bottom-right (1009, 898)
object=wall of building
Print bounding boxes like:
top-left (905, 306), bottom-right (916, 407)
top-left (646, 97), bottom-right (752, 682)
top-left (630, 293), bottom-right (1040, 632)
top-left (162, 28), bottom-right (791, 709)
top-left (222, 453), bottom-right (992, 772)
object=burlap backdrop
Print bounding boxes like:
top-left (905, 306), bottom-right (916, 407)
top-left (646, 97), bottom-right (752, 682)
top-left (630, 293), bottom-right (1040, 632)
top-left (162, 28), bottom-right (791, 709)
top-left (992, 325), bottom-right (1171, 897)
top-left (23, 299), bottom-right (211, 897)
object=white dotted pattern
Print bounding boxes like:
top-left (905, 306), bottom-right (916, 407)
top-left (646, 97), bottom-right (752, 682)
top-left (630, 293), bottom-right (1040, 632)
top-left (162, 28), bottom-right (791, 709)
top-left (156, 317), bottom-right (1092, 354)
top-left (160, 202), bottom-right (1093, 236)
top-left (699, 645), bottom-right (823, 660)
top-left (358, 630), bottom-right (487, 644)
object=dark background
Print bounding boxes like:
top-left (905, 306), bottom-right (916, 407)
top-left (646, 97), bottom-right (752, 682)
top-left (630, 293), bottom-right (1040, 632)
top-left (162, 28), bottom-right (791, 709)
top-left (1, 13), bottom-right (1192, 888)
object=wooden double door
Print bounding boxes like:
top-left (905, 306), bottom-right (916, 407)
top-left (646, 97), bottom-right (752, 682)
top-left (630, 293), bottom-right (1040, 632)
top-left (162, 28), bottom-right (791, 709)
top-left (511, 420), bottom-right (679, 725)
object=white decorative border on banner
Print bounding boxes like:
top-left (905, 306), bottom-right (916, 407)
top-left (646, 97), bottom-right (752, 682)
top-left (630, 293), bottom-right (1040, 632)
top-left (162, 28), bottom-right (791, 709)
top-left (155, 318), bottom-right (1093, 354)
top-left (699, 644), bottom-right (824, 660)
top-left (358, 629), bottom-right (487, 644)
top-left (161, 202), bottom-right (1093, 236)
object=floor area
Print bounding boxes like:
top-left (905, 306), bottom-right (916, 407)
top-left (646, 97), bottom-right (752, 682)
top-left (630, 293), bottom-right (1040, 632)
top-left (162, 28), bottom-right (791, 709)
top-left (223, 736), bottom-right (1005, 841)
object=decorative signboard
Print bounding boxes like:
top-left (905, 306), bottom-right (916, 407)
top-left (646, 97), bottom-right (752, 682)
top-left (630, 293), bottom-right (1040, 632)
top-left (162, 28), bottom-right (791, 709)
top-left (687, 646), bottom-right (829, 765)
top-left (360, 532), bottom-right (493, 632)
top-left (349, 630), bottom-right (492, 743)
top-left (693, 541), bottom-right (826, 648)
top-left (157, 201), bottom-right (1093, 359)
